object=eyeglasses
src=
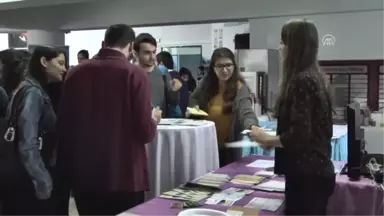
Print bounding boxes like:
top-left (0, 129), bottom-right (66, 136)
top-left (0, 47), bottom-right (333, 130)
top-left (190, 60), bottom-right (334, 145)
top-left (214, 64), bottom-right (234, 70)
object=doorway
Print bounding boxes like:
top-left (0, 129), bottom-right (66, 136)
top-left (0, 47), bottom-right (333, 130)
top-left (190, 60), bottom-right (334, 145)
top-left (161, 45), bottom-right (202, 79)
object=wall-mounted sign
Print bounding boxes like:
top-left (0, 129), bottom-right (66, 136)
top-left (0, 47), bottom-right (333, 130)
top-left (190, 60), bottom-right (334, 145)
top-left (212, 28), bottom-right (223, 49)
top-left (321, 34), bottom-right (336, 47)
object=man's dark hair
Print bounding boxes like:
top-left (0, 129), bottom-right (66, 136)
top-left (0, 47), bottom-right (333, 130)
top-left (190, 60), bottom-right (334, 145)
top-left (133, 33), bottom-right (157, 52)
top-left (77, 49), bottom-right (89, 59)
top-left (104, 24), bottom-right (135, 48)
top-left (156, 51), bottom-right (174, 70)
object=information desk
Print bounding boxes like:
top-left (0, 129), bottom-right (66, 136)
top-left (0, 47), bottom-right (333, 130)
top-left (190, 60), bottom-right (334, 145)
top-left (128, 155), bottom-right (383, 215)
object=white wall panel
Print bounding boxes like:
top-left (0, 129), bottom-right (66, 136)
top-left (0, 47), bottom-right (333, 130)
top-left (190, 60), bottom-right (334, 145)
top-left (65, 22), bottom-right (252, 65)
top-left (250, 11), bottom-right (384, 60)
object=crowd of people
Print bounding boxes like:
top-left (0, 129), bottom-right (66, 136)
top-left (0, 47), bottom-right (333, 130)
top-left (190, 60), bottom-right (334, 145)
top-left (0, 19), bottom-right (335, 216)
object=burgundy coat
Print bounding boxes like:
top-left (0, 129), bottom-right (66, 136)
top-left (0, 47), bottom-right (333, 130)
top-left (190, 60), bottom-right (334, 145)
top-left (58, 48), bottom-right (156, 192)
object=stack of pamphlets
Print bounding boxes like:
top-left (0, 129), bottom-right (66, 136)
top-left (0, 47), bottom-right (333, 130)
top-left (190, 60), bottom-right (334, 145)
top-left (194, 173), bottom-right (231, 188)
top-left (160, 187), bottom-right (211, 202)
top-left (230, 174), bottom-right (265, 186)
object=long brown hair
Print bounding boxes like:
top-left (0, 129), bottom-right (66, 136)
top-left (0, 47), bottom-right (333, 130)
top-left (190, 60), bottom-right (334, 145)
top-left (275, 19), bottom-right (330, 117)
top-left (203, 47), bottom-right (245, 114)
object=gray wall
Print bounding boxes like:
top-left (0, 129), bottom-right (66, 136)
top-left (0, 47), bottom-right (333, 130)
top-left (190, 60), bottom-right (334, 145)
top-left (27, 30), bottom-right (65, 46)
top-left (249, 10), bottom-right (384, 60)
top-left (0, 0), bottom-right (382, 30)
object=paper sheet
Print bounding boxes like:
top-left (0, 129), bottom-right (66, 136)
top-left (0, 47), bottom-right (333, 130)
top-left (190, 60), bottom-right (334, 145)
top-left (206, 188), bottom-right (253, 206)
top-left (246, 159), bottom-right (275, 168)
top-left (254, 180), bottom-right (285, 192)
top-left (254, 170), bottom-right (275, 177)
top-left (245, 197), bottom-right (284, 212)
top-left (225, 141), bottom-right (259, 148)
top-left (227, 210), bottom-right (244, 216)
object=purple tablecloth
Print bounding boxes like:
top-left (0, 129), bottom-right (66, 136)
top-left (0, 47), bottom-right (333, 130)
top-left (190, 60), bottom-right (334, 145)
top-left (126, 155), bottom-right (384, 215)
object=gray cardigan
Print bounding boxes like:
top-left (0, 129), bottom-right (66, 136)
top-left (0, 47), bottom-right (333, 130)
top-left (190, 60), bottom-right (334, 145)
top-left (189, 78), bottom-right (259, 143)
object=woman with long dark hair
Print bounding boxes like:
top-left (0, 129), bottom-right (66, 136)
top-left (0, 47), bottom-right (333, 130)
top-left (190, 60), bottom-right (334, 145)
top-left (250, 19), bottom-right (335, 215)
top-left (0, 49), bottom-right (30, 117)
top-left (189, 47), bottom-right (259, 167)
top-left (0, 49), bottom-right (30, 96)
top-left (179, 67), bottom-right (197, 93)
top-left (46, 50), bottom-right (67, 113)
top-left (2, 46), bottom-right (66, 215)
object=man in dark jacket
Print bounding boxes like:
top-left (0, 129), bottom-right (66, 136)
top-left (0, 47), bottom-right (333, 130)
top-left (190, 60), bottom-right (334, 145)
top-left (58, 24), bottom-right (161, 215)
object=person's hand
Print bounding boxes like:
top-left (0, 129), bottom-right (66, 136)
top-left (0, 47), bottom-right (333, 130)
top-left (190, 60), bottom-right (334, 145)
top-left (170, 78), bottom-right (182, 91)
top-left (33, 179), bottom-right (52, 200)
top-left (152, 107), bottom-right (162, 123)
top-left (185, 105), bottom-right (199, 118)
top-left (249, 126), bottom-right (274, 150)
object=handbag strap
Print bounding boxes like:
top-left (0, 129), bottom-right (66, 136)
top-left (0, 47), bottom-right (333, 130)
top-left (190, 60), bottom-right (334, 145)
top-left (5, 84), bottom-right (45, 149)
top-left (7, 85), bottom-right (27, 128)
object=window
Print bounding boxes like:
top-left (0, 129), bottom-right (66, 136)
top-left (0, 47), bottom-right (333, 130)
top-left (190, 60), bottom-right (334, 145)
top-left (322, 66), bottom-right (368, 122)
top-left (379, 66), bottom-right (384, 110)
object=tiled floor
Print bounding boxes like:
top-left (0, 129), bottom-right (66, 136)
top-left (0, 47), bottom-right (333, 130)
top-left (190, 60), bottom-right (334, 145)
top-left (69, 198), bottom-right (79, 216)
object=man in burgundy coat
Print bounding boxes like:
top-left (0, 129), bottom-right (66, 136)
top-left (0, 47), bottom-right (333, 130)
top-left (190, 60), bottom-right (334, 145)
top-left (57, 24), bottom-right (161, 215)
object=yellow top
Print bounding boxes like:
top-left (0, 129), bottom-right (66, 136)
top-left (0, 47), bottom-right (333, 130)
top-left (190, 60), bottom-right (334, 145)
top-left (206, 82), bottom-right (243, 147)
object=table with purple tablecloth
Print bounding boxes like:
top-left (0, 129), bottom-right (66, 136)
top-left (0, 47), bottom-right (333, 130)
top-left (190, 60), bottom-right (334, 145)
top-left (125, 155), bottom-right (384, 216)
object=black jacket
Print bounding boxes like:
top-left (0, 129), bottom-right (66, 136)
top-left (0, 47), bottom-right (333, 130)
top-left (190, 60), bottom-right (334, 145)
top-left (6, 77), bottom-right (57, 197)
top-left (0, 87), bottom-right (8, 118)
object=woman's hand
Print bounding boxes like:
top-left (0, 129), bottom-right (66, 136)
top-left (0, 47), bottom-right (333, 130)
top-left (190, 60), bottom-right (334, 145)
top-left (185, 105), bottom-right (199, 118)
top-left (170, 79), bottom-right (182, 92)
top-left (33, 177), bottom-right (53, 200)
top-left (152, 107), bottom-right (162, 124)
top-left (249, 126), bottom-right (275, 150)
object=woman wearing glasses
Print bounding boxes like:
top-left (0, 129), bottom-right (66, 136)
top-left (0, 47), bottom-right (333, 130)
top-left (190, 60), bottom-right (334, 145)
top-left (189, 47), bottom-right (259, 167)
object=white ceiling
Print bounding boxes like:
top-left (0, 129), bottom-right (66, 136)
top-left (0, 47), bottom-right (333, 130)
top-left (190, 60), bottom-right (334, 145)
top-left (0, 0), bottom-right (101, 10)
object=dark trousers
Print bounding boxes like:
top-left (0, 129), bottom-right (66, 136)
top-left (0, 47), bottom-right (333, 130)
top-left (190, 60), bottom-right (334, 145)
top-left (219, 148), bottom-right (242, 167)
top-left (73, 191), bottom-right (145, 215)
top-left (284, 174), bottom-right (336, 215)
top-left (1, 178), bottom-right (55, 215)
top-left (52, 172), bottom-right (71, 215)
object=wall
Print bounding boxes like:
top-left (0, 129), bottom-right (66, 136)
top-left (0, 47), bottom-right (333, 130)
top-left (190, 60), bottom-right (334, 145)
top-left (250, 10), bottom-right (384, 61)
top-left (0, 33), bottom-right (8, 51)
top-left (28, 30), bottom-right (65, 46)
top-left (223, 23), bottom-right (249, 53)
top-left (65, 24), bottom-right (211, 66)
top-left (65, 23), bottom-right (249, 66)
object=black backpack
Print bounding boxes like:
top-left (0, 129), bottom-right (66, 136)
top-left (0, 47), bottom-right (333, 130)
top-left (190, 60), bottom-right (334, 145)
top-left (0, 86), bottom-right (29, 191)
